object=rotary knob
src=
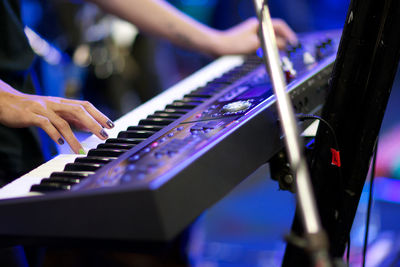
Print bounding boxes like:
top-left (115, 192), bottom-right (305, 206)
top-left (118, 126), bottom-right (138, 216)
top-left (222, 100), bottom-right (252, 114)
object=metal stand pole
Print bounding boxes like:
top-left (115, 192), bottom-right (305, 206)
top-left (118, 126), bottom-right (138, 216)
top-left (252, 1), bottom-right (332, 266)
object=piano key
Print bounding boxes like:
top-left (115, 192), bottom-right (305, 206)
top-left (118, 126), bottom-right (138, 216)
top-left (154, 109), bottom-right (190, 115)
top-left (30, 183), bottom-right (71, 193)
top-left (183, 93), bottom-right (212, 99)
top-left (211, 77), bottom-right (234, 84)
top-left (106, 138), bottom-right (146, 145)
top-left (41, 177), bottom-right (81, 185)
top-left (118, 130), bottom-right (155, 139)
top-left (165, 102), bottom-right (200, 110)
top-left (188, 87), bottom-right (222, 97)
top-left (97, 143), bottom-right (136, 150)
top-left (173, 99), bottom-right (203, 104)
top-left (147, 113), bottom-right (182, 120)
top-left (138, 118), bottom-right (176, 126)
top-left (64, 162), bottom-right (104, 172)
top-left (192, 84), bottom-right (225, 93)
top-left (50, 171), bottom-right (94, 179)
top-left (126, 125), bottom-right (164, 132)
top-left (87, 149), bottom-right (128, 158)
top-left (75, 156), bottom-right (117, 165)
top-left (181, 97), bottom-right (207, 102)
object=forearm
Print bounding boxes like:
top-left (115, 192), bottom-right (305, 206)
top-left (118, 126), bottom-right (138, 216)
top-left (88, 0), bottom-right (220, 55)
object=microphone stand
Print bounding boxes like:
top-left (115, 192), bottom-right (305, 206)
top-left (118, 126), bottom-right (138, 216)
top-left (252, 1), bottom-right (332, 266)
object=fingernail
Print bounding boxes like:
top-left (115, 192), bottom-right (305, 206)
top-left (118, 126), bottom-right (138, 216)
top-left (106, 120), bottom-right (115, 128)
top-left (58, 138), bottom-right (64, 145)
top-left (100, 129), bottom-right (109, 138)
top-left (79, 148), bottom-right (86, 155)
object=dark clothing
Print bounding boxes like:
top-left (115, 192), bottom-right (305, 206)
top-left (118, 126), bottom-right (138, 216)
top-left (0, 0), bottom-right (34, 72)
top-left (0, 0), bottom-right (44, 185)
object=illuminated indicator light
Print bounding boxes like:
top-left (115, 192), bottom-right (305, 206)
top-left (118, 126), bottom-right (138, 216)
top-left (151, 142), bottom-right (159, 148)
top-left (330, 148), bottom-right (341, 167)
top-left (129, 154), bottom-right (140, 162)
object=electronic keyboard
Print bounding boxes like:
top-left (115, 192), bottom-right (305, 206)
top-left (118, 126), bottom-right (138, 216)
top-left (0, 30), bottom-right (340, 245)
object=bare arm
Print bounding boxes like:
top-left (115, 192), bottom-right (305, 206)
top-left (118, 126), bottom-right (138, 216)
top-left (87, 0), bottom-right (297, 55)
top-left (0, 80), bottom-right (114, 154)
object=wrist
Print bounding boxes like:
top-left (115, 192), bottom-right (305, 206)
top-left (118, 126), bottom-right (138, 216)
top-left (202, 29), bottom-right (227, 57)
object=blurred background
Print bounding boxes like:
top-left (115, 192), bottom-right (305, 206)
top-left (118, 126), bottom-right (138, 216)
top-left (21, 0), bottom-right (400, 265)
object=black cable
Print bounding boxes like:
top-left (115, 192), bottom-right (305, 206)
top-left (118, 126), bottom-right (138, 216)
top-left (296, 114), bottom-right (340, 151)
top-left (362, 140), bottom-right (378, 267)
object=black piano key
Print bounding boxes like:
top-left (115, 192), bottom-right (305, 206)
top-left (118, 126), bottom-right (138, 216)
top-left (31, 183), bottom-right (71, 193)
top-left (147, 113), bottom-right (181, 120)
top-left (97, 143), bottom-right (136, 150)
top-left (155, 109), bottom-right (191, 115)
top-left (138, 118), bottom-right (176, 126)
top-left (41, 177), bottom-right (81, 185)
top-left (87, 149), bottom-right (127, 158)
top-left (75, 156), bottom-right (116, 165)
top-left (181, 97), bottom-right (207, 102)
top-left (204, 81), bottom-right (229, 88)
top-left (211, 77), bottom-right (233, 84)
top-left (50, 171), bottom-right (94, 179)
top-left (173, 99), bottom-right (203, 104)
top-left (191, 85), bottom-right (220, 93)
top-left (126, 125), bottom-right (164, 132)
top-left (106, 138), bottom-right (145, 145)
top-left (165, 102), bottom-right (199, 110)
top-left (189, 86), bottom-right (223, 96)
top-left (183, 93), bottom-right (212, 99)
top-left (64, 162), bottom-right (104, 172)
top-left (118, 130), bottom-right (155, 139)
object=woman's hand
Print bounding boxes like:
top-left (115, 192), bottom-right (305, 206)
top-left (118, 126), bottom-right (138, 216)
top-left (211, 17), bottom-right (298, 56)
top-left (0, 80), bottom-right (114, 154)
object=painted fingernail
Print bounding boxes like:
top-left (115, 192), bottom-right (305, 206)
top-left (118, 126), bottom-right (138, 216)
top-left (100, 129), bottom-right (109, 138)
top-left (79, 148), bottom-right (86, 155)
top-left (106, 120), bottom-right (115, 128)
top-left (57, 138), bottom-right (64, 145)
